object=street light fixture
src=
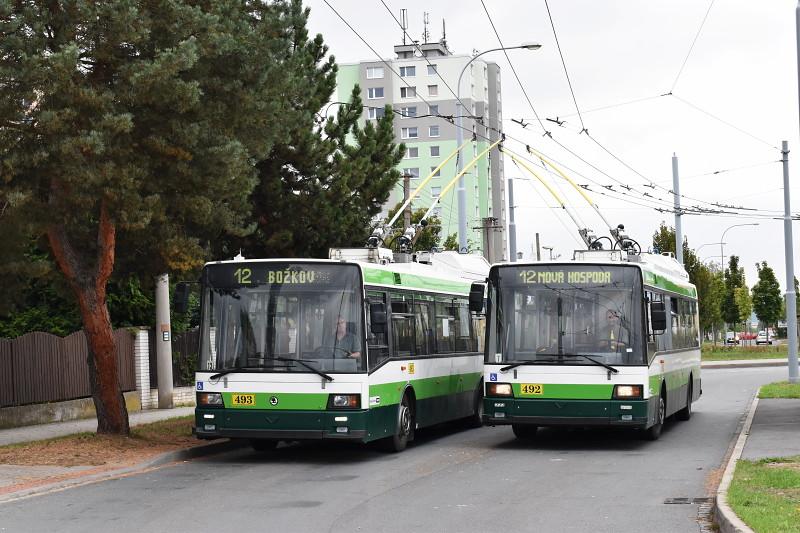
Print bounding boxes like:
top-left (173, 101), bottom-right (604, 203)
top-left (455, 43), bottom-right (542, 256)
top-left (719, 223), bottom-right (759, 344)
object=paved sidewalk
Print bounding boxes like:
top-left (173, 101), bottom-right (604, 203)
top-left (0, 406), bottom-right (195, 447)
top-left (741, 398), bottom-right (800, 460)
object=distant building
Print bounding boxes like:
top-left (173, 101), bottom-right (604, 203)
top-left (336, 37), bottom-right (506, 259)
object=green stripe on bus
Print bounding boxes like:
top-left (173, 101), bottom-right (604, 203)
top-left (368, 372), bottom-right (482, 408)
top-left (362, 267), bottom-right (472, 295)
top-left (512, 383), bottom-right (614, 400)
top-left (222, 392), bottom-right (328, 410)
top-left (642, 270), bottom-right (697, 298)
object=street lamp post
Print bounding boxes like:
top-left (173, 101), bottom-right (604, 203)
top-left (455, 43), bottom-right (541, 255)
top-left (720, 223), bottom-right (759, 343)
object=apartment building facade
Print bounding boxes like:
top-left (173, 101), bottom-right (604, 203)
top-left (336, 41), bottom-right (506, 260)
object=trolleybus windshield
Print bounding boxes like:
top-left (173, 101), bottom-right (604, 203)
top-left (199, 263), bottom-right (365, 374)
top-left (489, 264), bottom-right (645, 366)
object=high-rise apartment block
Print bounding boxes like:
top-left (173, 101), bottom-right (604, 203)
top-left (336, 39), bottom-right (506, 259)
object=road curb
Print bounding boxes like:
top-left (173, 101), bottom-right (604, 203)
top-left (702, 360), bottom-right (787, 369)
top-left (0, 439), bottom-right (245, 504)
top-left (713, 390), bottom-right (759, 533)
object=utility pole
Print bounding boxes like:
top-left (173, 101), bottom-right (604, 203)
top-left (155, 274), bottom-right (174, 408)
top-left (781, 141), bottom-right (799, 383)
top-left (672, 153), bottom-right (683, 265)
top-left (403, 173), bottom-right (411, 231)
top-left (535, 232), bottom-right (541, 261)
top-left (508, 178), bottom-right (517, 262)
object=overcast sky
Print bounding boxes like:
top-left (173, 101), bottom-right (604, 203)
top-left (305, 0), bottom-right (800, 290)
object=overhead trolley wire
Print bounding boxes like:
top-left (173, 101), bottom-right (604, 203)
top-left (543, 0), bottom-right (586, 132)
top-left (670, 0), bottom-right (716, 93)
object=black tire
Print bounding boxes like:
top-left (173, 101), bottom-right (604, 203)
top-left (676, 380), bottom-right (693, 421)
top-left (644, 391), bottom-right (666, 441)
top-left (382, 393), bottom-right (414, 453)
top-left (512, 424), bottom-right (538, 440)
top-left (466, 384), bottom-right (484, 428)
top-left (250, 439), bottom-right (278, 452)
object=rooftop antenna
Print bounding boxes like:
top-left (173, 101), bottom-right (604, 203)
top-left (400, 9), bottom-right (407, 45)
top-left (422, 12), bottom-right (430, 44)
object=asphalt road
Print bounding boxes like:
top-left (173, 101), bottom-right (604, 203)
top-left (0, 366), bottom-right (785, 533)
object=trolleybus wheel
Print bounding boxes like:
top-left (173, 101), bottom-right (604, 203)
top-left (675, 380), bottom-right (693, 421)
top-left (250, 439), bottom-right (278, 452)
top-left (466, 384), bottom-right (484, 428)
top-left (512, 424), bottom-right (538, 440)
top-left (644, 391), bottom-right (666, 441)
top-left (383, 393), bottom-right (414, 453)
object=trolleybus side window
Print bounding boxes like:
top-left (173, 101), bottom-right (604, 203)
top-left (435, 297), bottom-right (456, 353)
top-left (367, 290), bottom-right (390, 367)
top-left (391, 291), bottom-right (415, 357)
top-left (454, 298), bottom-right (474, 352)
top-left (413, 297), bottom-right (433, 356)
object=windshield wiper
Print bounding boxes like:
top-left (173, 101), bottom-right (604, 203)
top-left (208, 365), bottom-right (287, 380)
top-left (500, 358), bottom-right (560, 372)
top-left (562, 354), bottom-right (619, 374)
top-left (273, 357), bottom-right (334, 382)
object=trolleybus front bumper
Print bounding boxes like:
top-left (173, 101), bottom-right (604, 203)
top-left (194, 408), bottom-right (368, 441)
top-left (482, 398), bottom-right (649, 428)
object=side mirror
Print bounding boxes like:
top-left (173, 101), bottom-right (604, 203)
top-left (370, 302), bottom-right (387, 334)
top-left (469, 282), bottom-right (485, 313)
top-left (650, 301), bottom-right (667, 332)
top-left (173, 282), bottom-right (191, 314)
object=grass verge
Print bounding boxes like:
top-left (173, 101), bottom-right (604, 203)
top-left (0, 416), bottom-right (197, 467)
top-left (702, 344), bottom-right (787, 361)
top-left (759, 381), bottom-right (800, 399)
top-left (728, 455), bottom-right (800, 533)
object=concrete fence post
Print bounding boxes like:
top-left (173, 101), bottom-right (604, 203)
top-left (134, 328), bottom-right (155, 410)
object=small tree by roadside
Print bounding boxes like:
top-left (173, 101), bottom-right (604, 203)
top-left (752, 261), bottom-right (782, 343)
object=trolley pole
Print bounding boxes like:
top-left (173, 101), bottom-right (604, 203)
top-left (781, 141), bottom-right (799, 383)
top-left (672, 153), bottom-right (683, 265)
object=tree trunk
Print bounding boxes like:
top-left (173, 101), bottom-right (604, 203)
top-left (47, 201), bottom-right (130, 435)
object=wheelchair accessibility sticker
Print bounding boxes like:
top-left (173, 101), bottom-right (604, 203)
top-left (490, 373), bottom-right (497, 382)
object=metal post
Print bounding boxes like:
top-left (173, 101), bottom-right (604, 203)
top-left (781, 141), bottom-right (799, 382)
top-left (155, 274), bottom-right (174, 408)
top-left (508, 178), bottom-right (517, 262)
top-left (403, 173), bottom-right (411, 231)
top-left (672, 153), bottom-right (683, 265)
top-left (535, 232), bottom-right (541, 261)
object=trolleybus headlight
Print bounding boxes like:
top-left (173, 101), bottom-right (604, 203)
top-left (197, 392), bottom-right (224, 407)
top-left (328, 394), bottom-right (361, 409)
top-left (613, 385), bottom-right (643, 399)
top-left (486, 383), bottom-right (513, 397)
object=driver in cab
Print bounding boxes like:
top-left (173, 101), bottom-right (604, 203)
top-left (333, 316), bottom-right (361, 360)
top-left (600, 309), bottom-right (629, 351)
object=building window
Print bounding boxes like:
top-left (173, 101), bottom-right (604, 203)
top-left (431, 186), bottom-right (441, 198)
top-left (400, 106), bottom-right (417, 118)
top-left (430, 146), bottom-right (440, 157)
top-left (366, 66), bottom-right (384, 79)
top-left (402, 168), bottom-right (420, 178)
top-left (427, 64), bottom-right (438, 75)
top-left (400, 86), bottom-right (416, 98)
top-left (367, 107), bottom-right (385, 120)
top-left (430, 166), bottom-right (441, 177)
top-left (429, 104), bottom-right (439, 116)
top-left (367, 87), bottom-right (384, 99)
top-left (429, 125), bottom-right (440, 137)
top-left (401, 127), bottom-right (418, 139)
top-left (406, 147), bottom-right (419, 158)
top-left (428, 84), bottom-right (438, 96)
top-left (399, 66), bottom-right (416, 77)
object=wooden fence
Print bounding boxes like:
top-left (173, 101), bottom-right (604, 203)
top-left (148, 328), bottom-right (199, 388)
top-left (0, 329), bottom-right (135, 408)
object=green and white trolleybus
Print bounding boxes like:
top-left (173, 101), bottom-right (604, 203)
top-left (192, 247), bottom-right (489, 452)
top-left (476, 249), bottom-right (700, 440)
